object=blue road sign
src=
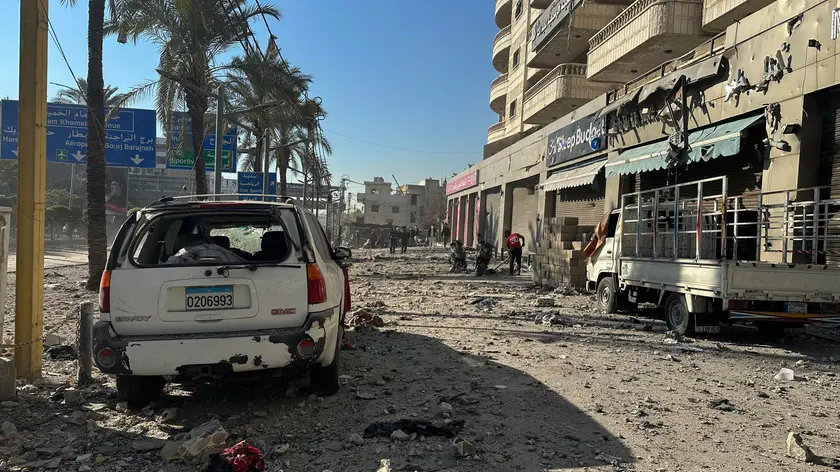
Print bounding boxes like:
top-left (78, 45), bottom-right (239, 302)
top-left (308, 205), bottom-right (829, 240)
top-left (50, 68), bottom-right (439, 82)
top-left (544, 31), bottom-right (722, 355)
top-left (237, 172), bottom-right (276, 201)
top-left (166, 112), bottom-right (237, 171)
top-left (0, 99), bottom-right (156, 168)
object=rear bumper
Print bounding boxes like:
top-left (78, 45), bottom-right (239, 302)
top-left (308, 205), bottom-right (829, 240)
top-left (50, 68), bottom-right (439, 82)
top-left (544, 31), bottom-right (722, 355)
top-left (92, 307), bottom-right (340, 377)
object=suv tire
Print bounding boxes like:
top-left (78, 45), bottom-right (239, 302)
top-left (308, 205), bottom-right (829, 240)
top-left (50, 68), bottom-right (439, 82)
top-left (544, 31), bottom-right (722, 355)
top-left (310, 329), bottom-right (342, 396)
top-left (116, 375), bottom-right (166, 407)
top-left (664, 293), bottom-right (695, 336)
top-left (596, 277), bottom-right (617, 313)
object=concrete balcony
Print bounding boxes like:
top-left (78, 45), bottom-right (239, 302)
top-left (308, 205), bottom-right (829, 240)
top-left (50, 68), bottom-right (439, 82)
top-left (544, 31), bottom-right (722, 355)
top-left (495, 0), bottom-right (512, 29)
top-left (587, 0), bottom-right (708, 83)
top-left (493, 26), bottom-right (512, 73)
top-left (490, 74), bottom-right (509, 114)
top-left (530, 0), bottom-right (552, 8)
top-left (702, 0), bottom-right (774, 32)
top-left (523, 63), bottom-right (617, 124)
top-left (488, 121), bottom-right (507, 143)
top-left (528, 0), bottom-right (626, 69)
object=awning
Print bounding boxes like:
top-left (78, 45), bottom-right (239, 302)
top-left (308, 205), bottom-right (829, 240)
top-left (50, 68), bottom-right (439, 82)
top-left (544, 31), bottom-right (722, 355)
top-left (595, 88), bottom-right (641, 119)
top-left (542, 159), bottom-right (606, 191)
top-left (604, 114), bottom-right (763, 177)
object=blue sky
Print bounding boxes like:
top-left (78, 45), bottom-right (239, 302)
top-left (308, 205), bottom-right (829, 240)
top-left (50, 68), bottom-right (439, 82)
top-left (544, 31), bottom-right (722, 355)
top-left (0, 0), bottom-right (498, 194)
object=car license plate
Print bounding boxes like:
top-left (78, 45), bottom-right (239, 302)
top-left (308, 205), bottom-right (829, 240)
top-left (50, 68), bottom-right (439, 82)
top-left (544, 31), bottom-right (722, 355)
top-left (785, 302), bottom-right (808, 314)
top-left (185, 286), bottom-right (234, 311)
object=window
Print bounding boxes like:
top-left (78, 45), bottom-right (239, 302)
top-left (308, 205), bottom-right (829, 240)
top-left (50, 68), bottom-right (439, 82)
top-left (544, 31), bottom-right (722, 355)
top-left (391, 206), bottom-right (400, 213)
top-left (607, 212), bottom-right (620, 238)
top-left (410, 194), bottom-right (418, 205)
top-left (515, 0), bottom-right (523, 18)
top-left (371, 189), bottom-right (380, 195)
top-left (512, 49), bottom-right (520, 69)
top-left (509, 100), bottom-right (517, 119)
top-left (306, 213), bottom-right (332, 260)
top-left (371, 205), bottom-right (380, 213)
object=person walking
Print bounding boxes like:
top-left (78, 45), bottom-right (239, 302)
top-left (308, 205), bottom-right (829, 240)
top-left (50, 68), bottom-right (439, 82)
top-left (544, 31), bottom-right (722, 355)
top-left (427, 225), bottom-right (436, 248)
top-left (389, 225), bottom-right (400, 254)
top-left (441, 222), bottom-right (451, 245)
top-left (400, 226), bottom-right (411, 254)
top-left (504, 229), bottom-right (525, 275)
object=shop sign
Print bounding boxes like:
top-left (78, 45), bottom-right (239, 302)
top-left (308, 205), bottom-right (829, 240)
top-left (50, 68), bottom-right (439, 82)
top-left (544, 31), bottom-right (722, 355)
top-left (447, 170), bottom-right (478, 195)
top-left (545, 114), bottom-right (606, 167)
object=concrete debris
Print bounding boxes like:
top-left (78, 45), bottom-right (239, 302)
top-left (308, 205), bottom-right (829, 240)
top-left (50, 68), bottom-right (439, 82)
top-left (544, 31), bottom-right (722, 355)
top-left (724, 69), bottom-right (751, 103)
top-left (75, 453), bottom-right (92, 463)
top-left (160, 441), bottom-right (180, 460)
top-left (356, 391), bottom-right (376, 400)
top-left (64, 410), bottom-right (86, 425)
top-left (42, 333), bottom-right (66, 347)
top-left (348, 433), bottom-right (365, 446)
top-left (390, 429), bottom-right (410, 441)
top-left (2, 420), bottom-right (17, 435)
top-left (115, 401), bottom-right (129, 412)
top-left (786, 432), bottom-right (816, 463)
top-left (132, 438), bottom-right (166, 452)
top-left (273, 443), bottom-right (291, 456)
top-left (439, 401), bottom-right (454, 417)
top-left (376, 459), bottom-right (392, 472)
top-left (452, 437), bottom-right (477, 457)
top-left (347, 309), bottom-right (385, 328)
top-left (708, 398), bottom-right (739, 412)
top-left (1, 400), bottom-right (19, 408)
top-left (540, 314), bottom-right (566, 326)
top-left (364, 419), bottom-right (465, 439)
top-left (158, 407), bottom-right (178, 423)
top-left (536, 296), bottom-right (555, 307)
top-left (553, 285), bottom-right (579, 296)
top-left (774, 368), bottom-right (795, 382)
top-left (62, 388), bottom-right (83, 406)
top-left (471, 297), bottom-right (498, 309)
top-left (178, 419), bottom-right (229, 465)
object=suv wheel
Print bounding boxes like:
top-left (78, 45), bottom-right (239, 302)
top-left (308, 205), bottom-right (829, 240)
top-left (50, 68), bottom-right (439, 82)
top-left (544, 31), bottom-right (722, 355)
top-left (310, 328), bottom-right (342, 396)
top-left (116, 375), bottom-right (166, 408)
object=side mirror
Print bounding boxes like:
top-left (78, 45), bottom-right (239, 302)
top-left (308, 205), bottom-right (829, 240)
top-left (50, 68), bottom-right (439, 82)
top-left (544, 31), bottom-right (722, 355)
top-left (334, 246), bottom-right (352, 259)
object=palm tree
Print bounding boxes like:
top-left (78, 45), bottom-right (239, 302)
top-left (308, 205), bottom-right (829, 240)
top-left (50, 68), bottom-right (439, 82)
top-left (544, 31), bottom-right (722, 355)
top-left (226, 52), bottom-right (310, 173)
top-left (60, 0), bottom-right (114, 290)
top-left (106, 0), bottom-right (280, 196)
top-left (52, 78), bottom-right (133, 108)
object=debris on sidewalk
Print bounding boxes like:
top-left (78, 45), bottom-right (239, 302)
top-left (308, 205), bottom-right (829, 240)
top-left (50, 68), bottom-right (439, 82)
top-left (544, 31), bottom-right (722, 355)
top-left (206, 440), bottom-right (265, 472)
top-left (774, 368), bottom-right (795, 381)
top-left (452, 438), bottom-right (477, 457)
top-left (347, 309), bottom-right (385, 328)
top-left (363, 419), bottom-right (464, 439)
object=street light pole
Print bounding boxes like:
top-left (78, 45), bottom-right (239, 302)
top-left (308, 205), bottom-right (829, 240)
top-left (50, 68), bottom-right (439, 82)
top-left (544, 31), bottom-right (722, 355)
top-left (262, 131), bottom-right (271, 201)
top-left (214, 85), bottom-right (225, 201)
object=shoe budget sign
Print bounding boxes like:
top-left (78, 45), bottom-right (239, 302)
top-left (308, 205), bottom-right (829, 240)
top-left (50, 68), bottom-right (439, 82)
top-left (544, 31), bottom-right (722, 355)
top-left (545, 114), bottom-right (606, 167)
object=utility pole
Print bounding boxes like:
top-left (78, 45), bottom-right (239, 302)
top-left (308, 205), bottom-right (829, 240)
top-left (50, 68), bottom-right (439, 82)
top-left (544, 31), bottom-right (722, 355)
top-left (214, 86), bottom-right (225, 201)
top-left (262, 132), bottom-right (271, 201)
top-left (16, 0), bottom-right (48, 378)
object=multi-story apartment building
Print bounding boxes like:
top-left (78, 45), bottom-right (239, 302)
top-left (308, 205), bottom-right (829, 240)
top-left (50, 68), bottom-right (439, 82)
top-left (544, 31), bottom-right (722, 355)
top-left (398, 178), bottom-right (445, 227)
top-left (357, 177), bottom-right (415, 227)
top-left (450, 0), bottom-right (840, 281)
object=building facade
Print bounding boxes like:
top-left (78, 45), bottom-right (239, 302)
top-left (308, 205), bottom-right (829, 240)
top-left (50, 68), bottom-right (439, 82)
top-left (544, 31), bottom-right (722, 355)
top-left (398, 178), bottom-right (445, 227)
top-left (357, 177), bottom-right (415, 227)
top-left (450, 0), bottom-right (840, 284)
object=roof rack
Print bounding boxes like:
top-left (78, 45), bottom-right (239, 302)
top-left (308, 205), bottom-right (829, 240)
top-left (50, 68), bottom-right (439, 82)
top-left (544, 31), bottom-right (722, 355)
top-left (149, 194), bottom-right (298, 207)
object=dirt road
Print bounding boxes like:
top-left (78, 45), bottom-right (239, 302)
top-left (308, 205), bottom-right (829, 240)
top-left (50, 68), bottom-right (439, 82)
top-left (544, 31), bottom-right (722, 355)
top-left (6, 240), bottom-right (88, 273)
top-left (1, 250), bottom-right (839, 471)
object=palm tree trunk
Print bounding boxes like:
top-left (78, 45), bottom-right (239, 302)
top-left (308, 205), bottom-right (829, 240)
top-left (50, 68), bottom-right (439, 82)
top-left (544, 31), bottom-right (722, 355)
top-left (253, 130), bottom-right (264, 173)
top-left (278, 146), bottom-right (290, 195)
top-left (85, 0), bottom-right (108, 291)
top-left (186, 92), bottom-right (208, 196)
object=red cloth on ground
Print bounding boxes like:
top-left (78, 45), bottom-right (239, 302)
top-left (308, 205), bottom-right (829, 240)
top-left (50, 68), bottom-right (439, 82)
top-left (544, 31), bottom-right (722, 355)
top-left (220, 441), bottom-right (265, 472)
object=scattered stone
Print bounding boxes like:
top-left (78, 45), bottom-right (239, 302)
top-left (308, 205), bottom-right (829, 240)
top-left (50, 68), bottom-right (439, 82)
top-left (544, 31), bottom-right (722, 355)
top-left (132, 438), bottom-right (166, 452)
top-left (115, 401), bottom-right (129, 412)
top-left (160, 441), bottom-right (180, 460)
top-left (348, 433), bottom-right (365, 446)
top-left (2, 420), bottom-right (17, 435)
top-left (75, 453), bottom-right (92, 463)
top-left (347, 309), bottom-right (385, 328)
top-left (708, 398), bottom-right (739, 412)
top-left (356, 391), bottom-right (376, 400)
top-left (786, 432), bottom-right (816, 463)
top-left (390, 429), bottom-right (410, 441)
top-left (178, 419), bottom-right (229, 465)
top-left (439, 402), bottom-right (454, 417)
top-left (273, 443), bottom-right (290, 456)
top-left (494, 385), bottom-right (507, 390)
top-left (158, 407), bottom-right (178, 423)
top-left (1, 400), bottom-right (19, 408)
top-left (43, 333), bottom-right (66, 347)
top-left (536, 297), bottom-right (555, 307)
top-left (285, 385), bottom-right (299, 398)
top-left (63, 388), bottom-right (83, 406)
top-left (665, 354), bottom-right (679, 362)
top-left (60, 411), bottom-right (86, 427)
top-left (794, 359), bottom-right (806, 367)
top-left (376, 459), bottom-right (392, 472)
top-left (452, 437), bottom-right (477, 457)
top-left (774, 368), bottom-right (795, 382)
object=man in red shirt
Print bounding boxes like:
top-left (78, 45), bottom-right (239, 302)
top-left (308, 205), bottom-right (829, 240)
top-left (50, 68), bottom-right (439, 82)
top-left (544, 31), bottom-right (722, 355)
top-left (504, 230), bottom-right (525, 275)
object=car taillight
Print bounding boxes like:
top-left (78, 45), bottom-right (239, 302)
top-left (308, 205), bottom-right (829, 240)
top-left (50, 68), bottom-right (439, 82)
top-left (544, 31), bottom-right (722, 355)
top-left (307, 264), bottom-right (327, 305)
top-left (297, 338), bottom-right (317, 358)
top-left (99, 270), bottom-right (111, 313)
top-left (97, 348), bottom-right (116, 367)
top-left (342, 266), bottom-right (352, 313)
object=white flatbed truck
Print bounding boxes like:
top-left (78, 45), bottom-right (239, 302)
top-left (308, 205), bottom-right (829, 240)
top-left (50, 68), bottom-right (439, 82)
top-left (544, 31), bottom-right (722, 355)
top-left (586, 176), bottom-right (840, 335)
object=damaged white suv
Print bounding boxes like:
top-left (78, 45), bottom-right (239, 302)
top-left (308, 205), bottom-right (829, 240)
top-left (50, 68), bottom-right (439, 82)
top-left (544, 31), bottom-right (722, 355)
top-left (93, 198), bottom-right (351, 406)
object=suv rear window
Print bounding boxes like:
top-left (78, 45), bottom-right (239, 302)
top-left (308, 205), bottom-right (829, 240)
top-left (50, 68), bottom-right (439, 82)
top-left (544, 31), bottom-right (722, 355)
top-left (127, 207), bottom-right (304, 267)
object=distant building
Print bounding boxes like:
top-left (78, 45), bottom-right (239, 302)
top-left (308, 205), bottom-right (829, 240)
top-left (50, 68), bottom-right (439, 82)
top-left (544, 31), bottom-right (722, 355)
top-left (397, 178), bottom-right (444, 227)
top-left (357, 177), bottom-right (413, 227)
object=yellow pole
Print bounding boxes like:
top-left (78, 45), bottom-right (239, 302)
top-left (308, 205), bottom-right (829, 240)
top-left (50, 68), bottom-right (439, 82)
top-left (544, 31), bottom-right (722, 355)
top-left (15, 0), bottom-right (48, 378)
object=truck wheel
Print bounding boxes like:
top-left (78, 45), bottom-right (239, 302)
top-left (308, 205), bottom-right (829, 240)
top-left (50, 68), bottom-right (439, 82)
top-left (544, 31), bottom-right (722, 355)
top-left (116, 375), bottom-right (165, 408)
top-left (664, 294), bottom-right (695, 336)
top-left (597, 277), bottom-right (617, 313)
top-left (310, 328), bottom-right (342, 396)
